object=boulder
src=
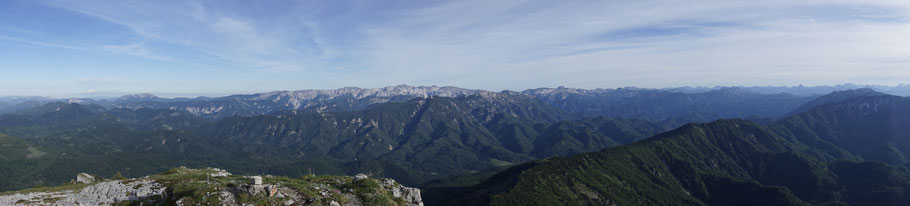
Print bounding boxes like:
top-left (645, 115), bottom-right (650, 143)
top-left (379, 178), bottom-right (423, 206)
top-left (76, 173), bottom-right (95, 184)
top-left (250, 176), bottom-right (262, 185)
top-left (209, 168), bottom-right (232, 177)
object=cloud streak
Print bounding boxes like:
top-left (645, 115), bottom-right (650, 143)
top-left (347, 0), bottom-right (910, 89)
top-left (0, 36), bottom-right (90, 52)
top-left (2, 0), bottom-right (909, 96)
top-left (37, 0), bottom-right (339, 72)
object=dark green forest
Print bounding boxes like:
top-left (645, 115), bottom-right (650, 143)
top-left (1, 88), bottom-right (904, 206)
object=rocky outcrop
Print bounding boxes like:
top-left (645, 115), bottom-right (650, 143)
top-left (379, 178), bottom-right (423, 206)
top-left (212, 175), bottom-right (424, 206)
top-left (0, 168), bottom-right (424, 206)
top-left (75, 173), bottom-right (95, 184)
top-left (0, 179), bottom-right (165, 205)
top-left (209, 168), bottom-right (232, 177)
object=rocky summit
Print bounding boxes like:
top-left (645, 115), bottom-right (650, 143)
top-left (0, 167), bottom-right (423, 206)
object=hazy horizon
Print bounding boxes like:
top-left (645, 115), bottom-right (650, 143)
top-left (0, 83), bottom-right (907, 99)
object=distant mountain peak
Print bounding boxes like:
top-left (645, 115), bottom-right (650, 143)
top-left (249, 85), bottom-right (481, 101)
top-left (63, 98), bottom-right (94, 104)
top-left (827, 88), bottom-right (883, 95)
top-left (118, 93), bottom-right (160, 101)
top-left (693, 86), bottom-right (754, 96)
top-left (786, 88), bottom-right (891, 117)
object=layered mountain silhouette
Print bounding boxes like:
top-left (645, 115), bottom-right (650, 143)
top-left (428, 90), bottom-right (910, 206)
top-left (0, 85), bottom-right (824, 124)
top-left (1, 86), bottom-right (907, 206)
top-left (0, 91), bottom-right (669, 191)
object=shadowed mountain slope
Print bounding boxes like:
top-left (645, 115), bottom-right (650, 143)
top-left (430, 93), bottom-right (910, 206)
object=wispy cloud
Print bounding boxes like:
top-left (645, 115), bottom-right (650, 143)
top-left (0, 34), bottom-right (92, 52)
top-left (7, 0), bottom-right (910, 95)
top-left (102, 41), bottom-right (172, 62)
top-left (36, 0), bottom-right (344, 73)
top-left (344, 0), bottom-right (910, 89)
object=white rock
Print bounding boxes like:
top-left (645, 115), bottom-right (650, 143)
top-left (209, 168), bottom-right (232, 177)
top-left (250, 176), bottom-right (262, 185)
top-left (354, 173), bottom-right (368, 181)
top-left (0, 179), bottom-right (165, 206)
top-left (76, 173), bottom-right (95, 184)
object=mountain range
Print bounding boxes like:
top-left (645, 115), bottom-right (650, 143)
top-left (1, 85), bottom-right (907, 206)
top-left (5, 84), bottom-right (906, 125)
top-left (426, 89), bottom-right (910, 206)
top-left (0, 85), bottom-right (834, 123)
top-left (0, 89), bottom-right (671, 192)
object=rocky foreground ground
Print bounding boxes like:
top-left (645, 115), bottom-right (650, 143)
top-left (0, 167), bottom-right (422, 206)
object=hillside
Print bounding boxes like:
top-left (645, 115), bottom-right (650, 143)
top-left (432, 94), bottom-right (910, 205)
top-left (524, 87), bottom-right (816, 124)
top-left (0, 133), bottom-right (59, 191)
top-left (783, 88), bottom-right (888, 117)
top-left (4, 87), bottom-right (905, 205)
top-left (179, 95), bottom-right (664, 184)
top-left (0, 94), bottom-right (667, 192)
top-left (779, 95), bottom-right (910, 164)
top-left (0, 86), bottom-right (823, 123)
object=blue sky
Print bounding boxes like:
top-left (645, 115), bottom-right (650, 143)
top-left (1, 0), bottom-right (909, 97)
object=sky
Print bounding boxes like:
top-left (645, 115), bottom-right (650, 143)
top-left (1, 0), bottom-right (910, 98)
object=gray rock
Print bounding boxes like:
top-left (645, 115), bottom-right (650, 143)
top-left (0, 168), bottom-right (424, 206)
top-left (76, 173), bottom-right (95, 184)
top-left (379, 178), bottom-right (423, 206)
top-left (0, 179), bottom-right (165, 206)
top-left (219, 191), bottom-right (238, 206)
top-left (250, 176), bottom-right (262, 185)
top-left (401, 187), bottom-right (423, 206)
top-left (209, 168), bottom-right (232, 177)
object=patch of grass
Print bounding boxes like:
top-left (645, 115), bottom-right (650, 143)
top-left (0, 182), bottom-right (95, 195)
top-left (490, 159), bottom-right (513, 167)
top-left (42, 196), bottom-right (63, 203)
top-left (112, 171), bottom-right (126, 180)
top-left (264, 175), bottom-right (352, 204)
top-left (25, 146), bottom-right (46, 159)
top-left (339, 178), bottom-right (406, 206)
top-left (145, 167), bottom-right (239, 205)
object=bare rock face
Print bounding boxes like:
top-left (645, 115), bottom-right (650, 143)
top-left (379, 178), bottom-right (424, 206)
top-left (0, 179), bottom-right (165, 205)
top-left (0, 168), bottom-right (424, 206)
top-left (64, 180), bottom-right (166, 205)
